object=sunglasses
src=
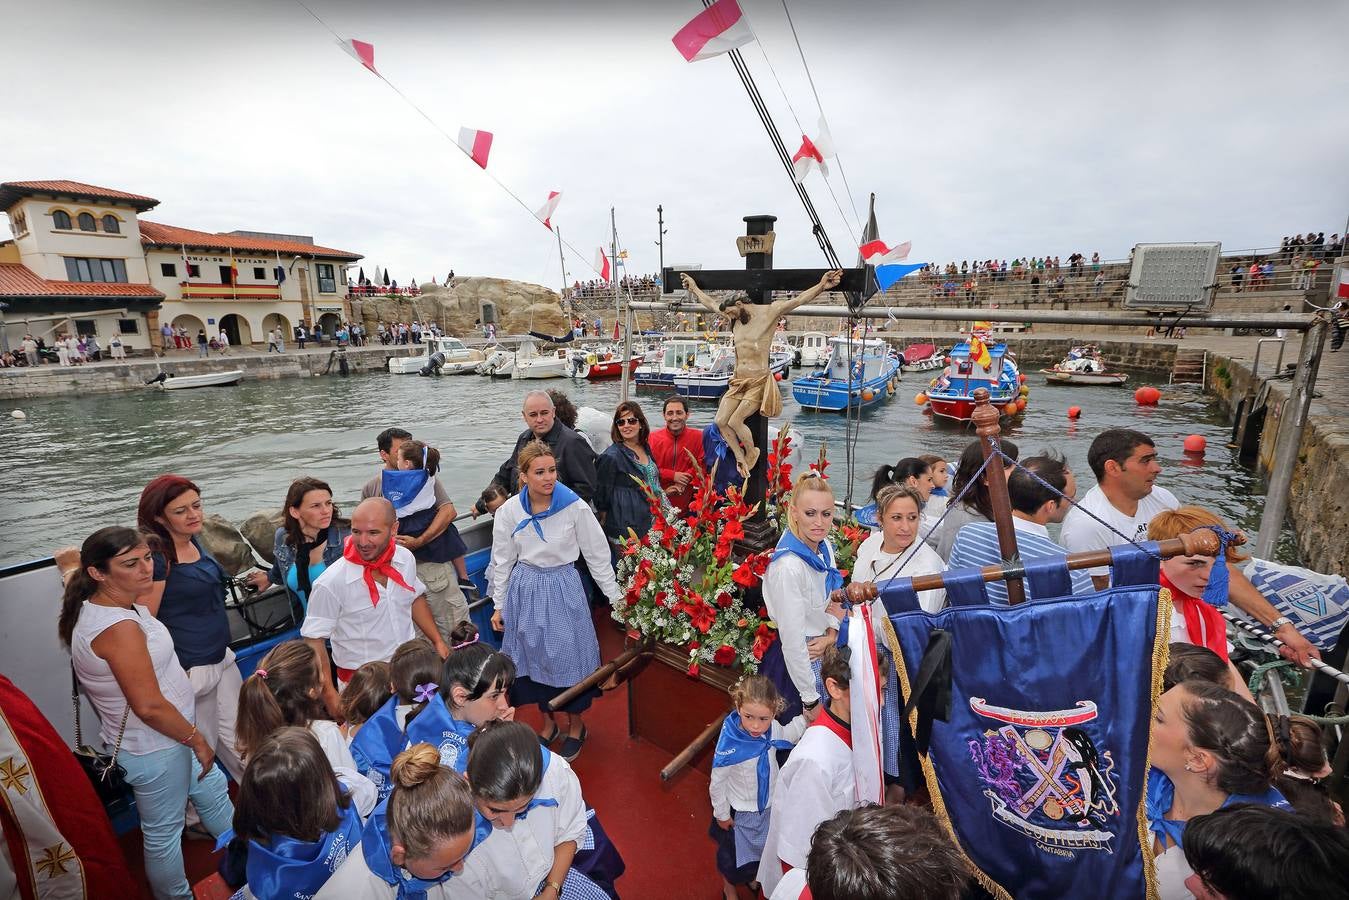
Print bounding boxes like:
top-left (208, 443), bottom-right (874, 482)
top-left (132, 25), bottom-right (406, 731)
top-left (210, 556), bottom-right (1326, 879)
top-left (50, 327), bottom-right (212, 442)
top-left (614, 417), bottom-right (640, 426)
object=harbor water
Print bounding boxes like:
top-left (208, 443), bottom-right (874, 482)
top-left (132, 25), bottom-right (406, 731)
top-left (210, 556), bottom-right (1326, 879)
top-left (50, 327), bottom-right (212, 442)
top-left (0, 369), bottom-right (1293, 566)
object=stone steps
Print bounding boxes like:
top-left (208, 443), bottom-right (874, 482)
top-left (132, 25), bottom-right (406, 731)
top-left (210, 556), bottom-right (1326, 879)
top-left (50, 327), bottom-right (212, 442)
top-left (1171, 348), bottom-right (1208, 384)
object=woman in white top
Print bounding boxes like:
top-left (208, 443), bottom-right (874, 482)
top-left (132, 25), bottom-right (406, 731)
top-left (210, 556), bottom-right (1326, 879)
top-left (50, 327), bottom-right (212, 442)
top-left (234, 640), bottom-right (378, 814)
top-left (851, 484), bottom-right (946, 801)
top-left (490, 440), bottom-right (622, 762)
top-left (761, 473), bottom-right (842, 723)
top-left (57, 527), bottom-right (233, 900)
top-left (318, 743), bottom-right (481, 899)
top-left (449, 720), bottom-right (610, 900)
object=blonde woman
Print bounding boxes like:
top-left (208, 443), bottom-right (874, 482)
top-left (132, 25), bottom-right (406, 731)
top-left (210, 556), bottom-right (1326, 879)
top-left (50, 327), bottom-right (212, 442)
top-left (760, 473), bottom-right (842, 723)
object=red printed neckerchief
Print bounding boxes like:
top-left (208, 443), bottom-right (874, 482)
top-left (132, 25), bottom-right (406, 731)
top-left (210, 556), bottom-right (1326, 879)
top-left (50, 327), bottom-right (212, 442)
top-left (1160, 571), bottom-right (1229, 661)
top-left (808, 706), bottom-right (852, 749)
top-left (342, 535), bottom-right (413, 607)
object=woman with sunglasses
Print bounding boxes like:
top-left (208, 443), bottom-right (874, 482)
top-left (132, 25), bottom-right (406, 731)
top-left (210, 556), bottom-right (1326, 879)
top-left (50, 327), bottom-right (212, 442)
top-left (594, 401), bottom-right (669, 548)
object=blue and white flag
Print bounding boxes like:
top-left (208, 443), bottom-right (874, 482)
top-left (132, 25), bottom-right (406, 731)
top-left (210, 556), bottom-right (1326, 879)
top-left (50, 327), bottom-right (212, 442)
top-left (1243, 557), bottom-right (1348, 651)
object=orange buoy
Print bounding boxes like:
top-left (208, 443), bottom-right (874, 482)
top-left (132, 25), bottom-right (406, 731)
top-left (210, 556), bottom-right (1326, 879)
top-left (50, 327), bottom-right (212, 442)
top-left (862, 389), bottom-right (875, 402)
top-left (773, 371), bottom-right (783, 381)
top-left (1183, 434), bottom-right (1207, 454)
top-left (1067, 406), bottom-right (1082, 419)
top-left (1016, 397), bottom-right (1027, 412)
top-left (1135, 386), bottom-right (1161, 406)
top-left (915, 392), bottom-right (928, 406)
top-left (1018, 373), bottom-right (1027, 384)
top-left (1002, 402), bottom-right (1019, 416)
top-left (1019, 385), bottom-right (1031, 397)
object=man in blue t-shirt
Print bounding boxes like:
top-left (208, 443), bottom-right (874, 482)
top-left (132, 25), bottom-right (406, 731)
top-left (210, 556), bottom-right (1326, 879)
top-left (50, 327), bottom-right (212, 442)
top-left (948, 453), bottom-right (1093, 605)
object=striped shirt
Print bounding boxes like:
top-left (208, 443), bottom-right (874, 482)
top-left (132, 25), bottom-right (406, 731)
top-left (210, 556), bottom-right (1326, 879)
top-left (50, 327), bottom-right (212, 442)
top-left (948, 519), bottom-right (1093, 605)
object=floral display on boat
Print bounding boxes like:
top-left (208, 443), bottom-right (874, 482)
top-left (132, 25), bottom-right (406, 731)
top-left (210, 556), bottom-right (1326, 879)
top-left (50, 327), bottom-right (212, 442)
top-left (612, 427), bottom-right (868, 677)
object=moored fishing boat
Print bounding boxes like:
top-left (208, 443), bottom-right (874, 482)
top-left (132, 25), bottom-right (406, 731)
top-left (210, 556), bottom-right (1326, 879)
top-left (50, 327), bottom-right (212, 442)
top-left (147, 370), bottom-right (244, 390)
top-left (900, 341), bottom-right (943, 371)
top-left (794, 330), bottom-right (830, 367)
top-left (1041, 345), bottom-right (1130, 385)
top-left (568, 346), bottom-right (641, 380)
top-left (387, 335), bottom-right (484, 375)
top-left (791, 336), bottom-right (900, 412)
top-left (923, 337), bottom-right (1024, 421)
top-left (633, 337), bottom-right (717, 388)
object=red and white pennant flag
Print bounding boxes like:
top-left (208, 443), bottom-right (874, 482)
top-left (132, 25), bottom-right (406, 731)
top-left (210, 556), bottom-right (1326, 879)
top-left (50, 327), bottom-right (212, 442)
top-left (339, 38), bottom-right (378, 75)
top-left (594, 248), bottom-right (611, 282)
top-left (859, 239), bottom-right (912, 267)
top-left (672, 0), bottom-right (754, 62)
top-left (791, 118), bottom-right (835, 183)
top-left (842, 604), bottom-right (885, 806)
top-left (535, 191), bottom-right (562, 231)
top-left (455, 127), bottom-right (493, 169)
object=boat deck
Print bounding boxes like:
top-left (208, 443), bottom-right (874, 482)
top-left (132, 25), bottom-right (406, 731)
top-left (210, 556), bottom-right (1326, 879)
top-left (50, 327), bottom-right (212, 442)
top-left (139, 611), bottom-right (732, 899)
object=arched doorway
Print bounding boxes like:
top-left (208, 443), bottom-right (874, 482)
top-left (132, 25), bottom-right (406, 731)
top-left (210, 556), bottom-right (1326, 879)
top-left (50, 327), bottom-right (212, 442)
top-left (171, 314), bottom-right (205, 345)
top-left (262, 312), bottom-right (291, 342)
top-left (220, 314), bottom-right (253, 347)
top-left (479, 301), bottom-right (497, 324)
top-left (318, 312), bottom-right (342, 337)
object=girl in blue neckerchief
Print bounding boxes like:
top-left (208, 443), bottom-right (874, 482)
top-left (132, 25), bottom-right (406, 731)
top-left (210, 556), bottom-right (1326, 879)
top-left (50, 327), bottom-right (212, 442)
top-left (405, 622), bottom-right (517, 775)
top-left (451, 721), bottom-right (620, 900)
top-left (228, 727), bottom-right (365, 900)
top-left (350, 639), bottom-right (442, 802)
top-left (318, 743), bottom-right (485, 899)
top-left (760, 473), bottom-right (845, 725)
top-left (1147, 681), bottom-right (1297, 899)
top-left (708, 676), bottom-right (806, 900)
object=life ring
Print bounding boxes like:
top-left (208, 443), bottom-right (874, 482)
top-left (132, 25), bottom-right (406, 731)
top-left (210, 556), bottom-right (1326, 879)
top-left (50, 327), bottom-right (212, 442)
top-left (587, 353), bottom-right (598, 365)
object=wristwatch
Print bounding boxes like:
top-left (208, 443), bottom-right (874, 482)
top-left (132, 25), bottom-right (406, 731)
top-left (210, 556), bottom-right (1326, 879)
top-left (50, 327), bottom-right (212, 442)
top-left (802, 698), bottom-right (820, 711)
top-left (1269, 616), bottom-right (1294, 632)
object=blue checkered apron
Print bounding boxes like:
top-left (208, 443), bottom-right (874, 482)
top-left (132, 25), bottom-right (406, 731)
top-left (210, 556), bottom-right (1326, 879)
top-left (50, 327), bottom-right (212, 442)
top-left (535, 868), bottom-right (611, 900)
top-left (878, 642), bottom-right (901, 779)
top-left (502, 561), bottom-right (600, 688)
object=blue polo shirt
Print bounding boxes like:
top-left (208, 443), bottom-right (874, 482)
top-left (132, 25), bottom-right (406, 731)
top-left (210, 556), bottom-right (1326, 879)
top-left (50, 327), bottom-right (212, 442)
top-left (152, 537), bottom-right (231, 669)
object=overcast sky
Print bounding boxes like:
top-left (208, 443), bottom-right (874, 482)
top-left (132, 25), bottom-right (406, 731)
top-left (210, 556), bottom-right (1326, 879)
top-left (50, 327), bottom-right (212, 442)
top-left (5, 0), bottom-right (1347, 288)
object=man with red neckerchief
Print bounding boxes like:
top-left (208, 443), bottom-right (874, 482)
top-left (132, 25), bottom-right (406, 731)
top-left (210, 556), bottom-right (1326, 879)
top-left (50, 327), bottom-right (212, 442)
top-left (649, 396), bottom-right (703, 515)
top-left (301, 498), bottom-right (448, 717)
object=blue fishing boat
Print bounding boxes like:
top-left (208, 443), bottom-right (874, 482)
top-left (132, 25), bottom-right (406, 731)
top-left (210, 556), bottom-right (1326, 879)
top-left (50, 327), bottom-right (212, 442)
top-left (924, 338), bottom-right (1023, 422)
top-left (633, 338), bottom-right (717, 388)
top-left (672, 347), bottom-right (793, 400)
top-left (791, 336), bottom-right (900, 412)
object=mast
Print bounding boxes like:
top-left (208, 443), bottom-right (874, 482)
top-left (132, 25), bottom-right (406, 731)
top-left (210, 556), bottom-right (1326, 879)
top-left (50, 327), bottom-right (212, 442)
top-left (556, 225), bottom-right (571, 328)
top-left (613, 207), bottom-right (631, 401)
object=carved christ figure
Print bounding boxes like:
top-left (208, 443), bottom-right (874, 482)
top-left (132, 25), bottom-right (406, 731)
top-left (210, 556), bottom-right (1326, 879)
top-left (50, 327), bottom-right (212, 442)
top-left (681, 269), bottom-right (843, 477)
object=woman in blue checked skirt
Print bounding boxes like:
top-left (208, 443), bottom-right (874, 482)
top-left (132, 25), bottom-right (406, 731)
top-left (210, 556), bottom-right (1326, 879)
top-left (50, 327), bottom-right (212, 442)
top-left (490, 441), bottom-right (623, 762)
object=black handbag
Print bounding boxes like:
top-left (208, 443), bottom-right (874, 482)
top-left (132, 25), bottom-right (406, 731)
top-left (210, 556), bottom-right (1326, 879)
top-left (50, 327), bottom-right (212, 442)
top-left (71, 666), bottom-right (133, 807)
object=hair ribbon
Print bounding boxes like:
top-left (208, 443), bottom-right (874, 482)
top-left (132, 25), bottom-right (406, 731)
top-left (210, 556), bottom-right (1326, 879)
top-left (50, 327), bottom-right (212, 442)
top-left (414, 682), bottom-right (438, 703)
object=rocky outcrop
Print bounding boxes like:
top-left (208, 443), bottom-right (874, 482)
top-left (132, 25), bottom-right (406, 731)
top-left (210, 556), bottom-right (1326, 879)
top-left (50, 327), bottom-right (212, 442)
top-left (199, 514), bottom-right (265, 576)
top-left (349, 277), bottom-right (568, 338)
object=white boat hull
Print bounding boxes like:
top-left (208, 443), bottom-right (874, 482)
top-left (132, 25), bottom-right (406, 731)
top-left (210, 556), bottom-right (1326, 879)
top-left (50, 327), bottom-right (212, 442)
top-left (512, 358), bottom-right (567, 379)
top-left (1040, 369), bottom-right (1129, 385)
top-left (156, 370), bottom-right (243, 390)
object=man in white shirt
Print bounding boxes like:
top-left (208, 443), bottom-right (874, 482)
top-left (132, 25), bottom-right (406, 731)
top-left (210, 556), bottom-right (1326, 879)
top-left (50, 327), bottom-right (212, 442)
top-left (302, 497), bottom-right (448, 717)
top-left (1062, 429), bottom-right (1319, 666)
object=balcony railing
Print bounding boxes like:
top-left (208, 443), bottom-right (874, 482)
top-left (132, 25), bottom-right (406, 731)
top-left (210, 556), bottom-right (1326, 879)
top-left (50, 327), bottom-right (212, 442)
top-left (348, 284), bottom-right (422, 298)
top-left (180, 282), bottom-right (281, 301)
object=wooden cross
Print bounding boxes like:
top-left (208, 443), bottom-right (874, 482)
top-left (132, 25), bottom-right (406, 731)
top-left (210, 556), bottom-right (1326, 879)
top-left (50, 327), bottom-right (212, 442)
top-left (662, 214), bottom-right (868, 551)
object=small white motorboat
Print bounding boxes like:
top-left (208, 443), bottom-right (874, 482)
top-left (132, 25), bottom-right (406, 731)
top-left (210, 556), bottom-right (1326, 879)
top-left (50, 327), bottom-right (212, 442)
top-left (388, 335), bottom-right (484, 375)
top-left (796, 331), bottom-right (830, 367)
top-left (512, 342), bottom-right (569, 380)
top-left (1040, 345), bottom-right (1129, 385)
top-left (476, 349), bottom-right (511, 376)
top-left (149, 370), bottom-right (244, 391)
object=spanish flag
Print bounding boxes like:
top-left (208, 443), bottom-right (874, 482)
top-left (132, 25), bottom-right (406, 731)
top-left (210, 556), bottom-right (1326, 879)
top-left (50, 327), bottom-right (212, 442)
top-left (970, 335), bottom-right (992, 370)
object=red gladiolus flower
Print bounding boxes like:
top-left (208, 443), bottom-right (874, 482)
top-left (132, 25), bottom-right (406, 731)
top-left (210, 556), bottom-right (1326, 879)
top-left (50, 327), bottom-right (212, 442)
top-left (688, 602), bottom-right (716, 634)
top-left (759, 606), bottom-right (769, 618)
top-left (688, 641), bottom-right (700, 650)
top-left (755, 622), bottom-right (775, 641)
top-left (676, 542), bottom-right (691, 559)
top-left (653, 590), bottom-right (668, 608)
top-left (732, 561), bottom-right (760, 589)
top-left (687, 662), bottom-right (700, 678)
top-left (714, 645), bottom-right (736, 666)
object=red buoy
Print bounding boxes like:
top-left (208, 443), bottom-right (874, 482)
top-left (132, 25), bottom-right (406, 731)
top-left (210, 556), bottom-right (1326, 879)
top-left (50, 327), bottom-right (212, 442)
top-left (1183, 434), bottom-right (1206, 454)
top-left (773, 371), bottom-right (783, 381)
top-left (1135, 386), bottom-right (1161, 406)
top-left (1067, 406), bottom-right (1082, 419)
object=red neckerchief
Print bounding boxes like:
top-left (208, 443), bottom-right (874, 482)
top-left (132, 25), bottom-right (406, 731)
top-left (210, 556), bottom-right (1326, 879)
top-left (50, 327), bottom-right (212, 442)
top-left (809, 706), bottom-right (852, 749)
top-left (1160, 571), bottom-right (1228, 661)
top-left (342, 535), bottom-right (413, 607)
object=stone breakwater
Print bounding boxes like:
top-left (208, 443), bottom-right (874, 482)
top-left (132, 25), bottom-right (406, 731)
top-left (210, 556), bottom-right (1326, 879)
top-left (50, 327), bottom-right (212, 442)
top-left (1206, 345), bottom-right (1349, 577)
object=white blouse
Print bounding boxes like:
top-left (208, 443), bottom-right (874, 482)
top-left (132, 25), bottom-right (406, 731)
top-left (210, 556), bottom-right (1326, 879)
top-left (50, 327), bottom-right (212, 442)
top-left (757, 721), bottom-right (857, 898)
top-left (310, 719), bottom-right (378, 817)
top-left (762, 554), bottom-right (838, 706)
top-left (709, 716), bottom-right (807, 819)
top-left (316, 846), bottom-right (455, 900)
top-left (446, 754), bottom-right (589, 900)
top-left (490, 495), bottom-right (621, 608)
top-left (852, 533), bottom-right (947, 615)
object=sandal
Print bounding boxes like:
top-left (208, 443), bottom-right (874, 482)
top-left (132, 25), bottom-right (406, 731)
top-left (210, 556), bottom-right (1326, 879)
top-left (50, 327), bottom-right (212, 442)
top-left (539, 722), bottom-right (561, 747)
top-left (559, 724), bottom-right (588, 762)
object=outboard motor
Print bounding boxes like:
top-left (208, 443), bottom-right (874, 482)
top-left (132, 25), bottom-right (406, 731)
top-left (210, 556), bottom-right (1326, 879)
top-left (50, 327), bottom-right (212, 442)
top-left (419, 351), bottom-right (446, 377)
top-left (145, 372), bottom-right (168, 386)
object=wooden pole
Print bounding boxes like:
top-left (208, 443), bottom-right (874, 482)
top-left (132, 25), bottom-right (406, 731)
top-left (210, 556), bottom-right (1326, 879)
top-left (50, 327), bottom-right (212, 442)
top-left (971, 387), bottom-right (1024, 604)
top-left (547, 638), bottom-right (654, 711)
top-left (660, 712), bottom-right (727, 782)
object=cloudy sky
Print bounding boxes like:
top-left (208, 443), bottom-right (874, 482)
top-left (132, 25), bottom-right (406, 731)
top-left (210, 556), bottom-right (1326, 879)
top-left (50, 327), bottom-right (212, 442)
top-left (5, 0), bottom-right (1347, 288)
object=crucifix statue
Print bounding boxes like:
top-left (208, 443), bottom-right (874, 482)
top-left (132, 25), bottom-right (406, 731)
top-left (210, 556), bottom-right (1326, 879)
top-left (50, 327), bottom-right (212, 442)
top-left (663, 215), bottom-right (867, 549)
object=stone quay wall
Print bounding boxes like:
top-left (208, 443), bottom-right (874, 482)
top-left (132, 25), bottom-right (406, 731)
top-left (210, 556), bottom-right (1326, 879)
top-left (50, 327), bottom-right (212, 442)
top-left (0, 345), bottom-right (422, 400)
top-left (1206, 349), bottom-right (1349, 576)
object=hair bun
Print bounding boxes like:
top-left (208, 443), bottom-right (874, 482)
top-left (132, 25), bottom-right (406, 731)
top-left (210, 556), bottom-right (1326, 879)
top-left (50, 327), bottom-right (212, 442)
top-left (449, 620), bottom-right (479, 646)
top-left (391, 743), bottom-right (442, 788)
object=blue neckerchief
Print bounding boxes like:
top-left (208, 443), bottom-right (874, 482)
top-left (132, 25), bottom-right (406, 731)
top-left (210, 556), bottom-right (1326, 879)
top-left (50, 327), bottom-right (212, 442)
top-left (854, 502), bottom-right (878, 529)
top-left (243, 794), bottom-right (363, 899)
top-left (512, 746), bottom-right (559, 822)
top-left (1200, 525), bottom-right (1237, 609)
top-left (349, 697), bottom-right (405, 802)
top-left (712, 712), bottom-right (793, 812)
top-left (381, 467), bottom-right (430, 511)
top-left (403, 696), bottom-right (476, 774)
top-left (771, 531), bottom-right (844, 596)
top-left (512, 483), bottom-right (581, 542)
top-left (705, 424), bottom-right (730, 462)
top-left (361, 798), bottom-right (492, 899)
top-left (1146, 768), bottom-right (1289, 849)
